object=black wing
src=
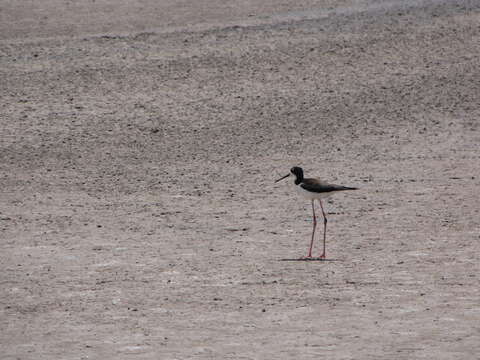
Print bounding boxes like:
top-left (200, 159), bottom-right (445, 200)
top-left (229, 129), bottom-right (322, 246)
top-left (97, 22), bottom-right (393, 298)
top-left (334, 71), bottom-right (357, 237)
top-left (301, 178), bottom-right (357, 193)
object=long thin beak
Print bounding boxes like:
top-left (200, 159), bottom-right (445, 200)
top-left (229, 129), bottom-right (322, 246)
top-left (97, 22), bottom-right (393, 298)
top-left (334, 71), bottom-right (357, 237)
top-left (275, 173), bottom-right (290, 183)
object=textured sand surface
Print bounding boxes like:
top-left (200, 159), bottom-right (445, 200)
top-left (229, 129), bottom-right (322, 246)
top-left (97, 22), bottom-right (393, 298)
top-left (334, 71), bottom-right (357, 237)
top-left (1, 0), bottom-right (480, 359)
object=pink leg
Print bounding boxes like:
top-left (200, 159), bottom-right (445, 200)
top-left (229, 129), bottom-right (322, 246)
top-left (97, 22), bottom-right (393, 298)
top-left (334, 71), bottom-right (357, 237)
top-left (306, 199), bottom-right (316, 258)
top-left (318, 199), bottom-right (327, 259)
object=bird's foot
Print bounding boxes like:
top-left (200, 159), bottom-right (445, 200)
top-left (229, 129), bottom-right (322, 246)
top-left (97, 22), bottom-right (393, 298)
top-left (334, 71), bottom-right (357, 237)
top-left (318, 253), bottom-right (326, 260)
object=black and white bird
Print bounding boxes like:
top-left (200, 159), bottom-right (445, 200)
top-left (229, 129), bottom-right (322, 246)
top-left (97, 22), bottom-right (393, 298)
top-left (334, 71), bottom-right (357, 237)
top-left (275, 166), bottom-right (358, 259)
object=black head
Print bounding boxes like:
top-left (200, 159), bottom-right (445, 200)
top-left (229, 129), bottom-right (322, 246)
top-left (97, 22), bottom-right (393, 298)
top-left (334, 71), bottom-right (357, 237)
top-left (275, 166), bottom-right (304, 183)
top-left (290, 167), bottom-right (303, 178)
top-left (290, 166), bottom-right (304, 184)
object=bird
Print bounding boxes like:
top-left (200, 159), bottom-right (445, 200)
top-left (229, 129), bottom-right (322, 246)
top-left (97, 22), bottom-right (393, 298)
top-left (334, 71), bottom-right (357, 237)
top-left (275, 166), bottom-right (357, 259)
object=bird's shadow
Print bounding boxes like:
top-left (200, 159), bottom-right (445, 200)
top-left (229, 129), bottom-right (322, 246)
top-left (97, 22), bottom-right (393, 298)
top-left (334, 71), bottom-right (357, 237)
top-left (279, 258), bottom-right (340, 262)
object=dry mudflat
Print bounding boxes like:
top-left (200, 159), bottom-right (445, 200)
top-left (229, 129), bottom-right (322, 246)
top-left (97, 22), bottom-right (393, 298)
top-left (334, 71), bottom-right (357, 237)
top-left (1, 0), bottom-right (480, 359)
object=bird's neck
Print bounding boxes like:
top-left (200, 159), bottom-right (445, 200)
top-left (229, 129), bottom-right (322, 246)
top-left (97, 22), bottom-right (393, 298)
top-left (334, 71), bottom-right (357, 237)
top-left (294, 174), bottom-right (303, 185)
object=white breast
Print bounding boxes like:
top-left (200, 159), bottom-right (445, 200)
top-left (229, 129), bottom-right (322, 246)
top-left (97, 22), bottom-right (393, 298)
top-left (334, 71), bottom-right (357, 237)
top-left (294, 183), bottom-right (333, 201)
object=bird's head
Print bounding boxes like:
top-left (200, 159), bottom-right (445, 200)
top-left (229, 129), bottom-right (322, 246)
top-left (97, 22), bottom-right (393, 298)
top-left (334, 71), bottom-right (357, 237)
top-left (275, 166), bottom-right (304, 183)
top-left (290, 167), bottom-right (303, 179)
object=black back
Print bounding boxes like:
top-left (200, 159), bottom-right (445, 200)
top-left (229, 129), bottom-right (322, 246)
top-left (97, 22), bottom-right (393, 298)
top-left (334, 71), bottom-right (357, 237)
top-left (300, 178), bottom-right (357, 193)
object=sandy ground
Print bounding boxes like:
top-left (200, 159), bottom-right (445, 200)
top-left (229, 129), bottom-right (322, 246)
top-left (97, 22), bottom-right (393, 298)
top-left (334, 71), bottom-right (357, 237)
top-left (1, 0), bottom-right (480, 359)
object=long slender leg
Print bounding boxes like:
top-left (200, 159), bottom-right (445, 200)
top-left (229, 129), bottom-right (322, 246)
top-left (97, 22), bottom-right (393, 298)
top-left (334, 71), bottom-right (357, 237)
top-left (318, 199), bottom-right (327, 259)
top-left (306, 199), bottom-right (316, 258)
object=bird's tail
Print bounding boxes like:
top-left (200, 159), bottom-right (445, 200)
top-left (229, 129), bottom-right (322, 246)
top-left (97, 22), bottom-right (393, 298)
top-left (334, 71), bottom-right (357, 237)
top-left (339, 186), bottom-right (358, 191)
